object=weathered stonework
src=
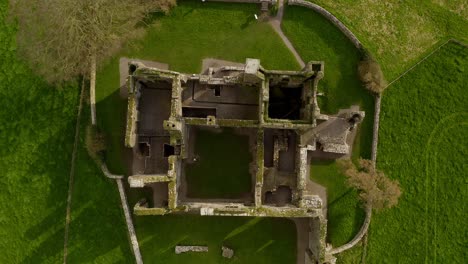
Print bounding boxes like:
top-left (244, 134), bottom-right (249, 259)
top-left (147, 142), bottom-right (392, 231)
top-left (123, 58), bottom-right (364, 263)
top-left (175, 246), bottom-right (208, 254)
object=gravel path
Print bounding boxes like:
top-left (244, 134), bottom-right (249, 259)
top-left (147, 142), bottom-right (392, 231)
top-left (269, 0), bottom-right (305, 68)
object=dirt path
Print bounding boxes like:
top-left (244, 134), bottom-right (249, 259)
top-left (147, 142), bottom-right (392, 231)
top-left (63, 79), bottom-right (85, 264)
top-left (269, 0), bottom-right (306, 68)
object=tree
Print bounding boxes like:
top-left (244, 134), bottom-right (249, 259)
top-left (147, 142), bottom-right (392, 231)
top-left (358, 53), bottom-right (387, 94)
top-left (10, 0), bottom-right (175, 83)
top-left (10, 0), bottom-right (176, 123)
top-left (338, 158), bottom-right (401, 211)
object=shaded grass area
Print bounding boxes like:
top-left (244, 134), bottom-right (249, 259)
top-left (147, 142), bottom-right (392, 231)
top-left (67, 107), bottom-right (133, 263)
top-left (136, 216), bottom-right (296, 263)
top-left (0, 3), bottom-right (133, 262)
top-left (367, 42), bottom-right (467, 263)
top-left (282, 6), bottom-right (371, 252)
top-left (186, 128), bottom-right (252, 199)
top-left (96, 0), bottom-right (300, 174)
top-left (310, 0), bottom-right (468, 79)
top-left (0, 3), bottom-right (78, 262)
top-left (310, 161), bottom-right (363, 247)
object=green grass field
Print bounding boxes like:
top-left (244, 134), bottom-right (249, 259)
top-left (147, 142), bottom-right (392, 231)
top-left (136, 216), bottom-right (296, 264)
top-left (0, 4), bottom-right (78, 262)
top-left (367, 42), bottom-right (467, 263)
top-left (0, 2), bottom-right (132, 262)
top-left (186, 128), bottom-right (252, 199)
top-left (310, 161), bottom-right (363, 246)
top-left (310, 0), bottom-right (468, 79)
top-left (67, 108), bottom-right (134, 263)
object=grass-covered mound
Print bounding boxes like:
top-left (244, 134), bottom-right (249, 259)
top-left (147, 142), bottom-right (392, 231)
top-left (185, 128), bottom-right (252, 199)
top-left (136, 216), bottom-right (296, 263)
top-left (370, 42), bottom-right (467, 262)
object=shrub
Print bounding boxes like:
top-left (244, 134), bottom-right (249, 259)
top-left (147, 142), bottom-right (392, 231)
top-left (358, 54), bottom-right (387, 94)
top-left (338, 158), bottom-right (401, 211)
top-left (85, 125), bottom-right (106, 164)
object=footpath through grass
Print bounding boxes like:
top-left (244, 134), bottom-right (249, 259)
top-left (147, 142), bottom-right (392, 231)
top-left (367, 42), bottom-right (467, 263)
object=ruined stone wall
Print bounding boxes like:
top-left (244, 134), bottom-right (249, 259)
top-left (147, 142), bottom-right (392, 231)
top-left (308, 217), bottom-right (327, 263)
top-left (371, 95), bottom-right (381, 163)
top-left (288, 0), bottom-right (362, 49)
top-left (328, 205), bottom-right (372, 255)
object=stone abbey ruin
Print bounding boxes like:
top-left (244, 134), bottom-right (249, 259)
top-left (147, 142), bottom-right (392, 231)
top-left (124, 58), bottom-right (364, 263)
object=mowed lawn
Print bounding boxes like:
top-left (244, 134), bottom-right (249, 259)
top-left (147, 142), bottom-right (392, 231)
top-left (310, 0), bottom-right (468, 79)
top-left (136, 216), bottom-right (296, 264)
top-left (94, 1), bottom-right (301, 262)
top-left (185, 128), bottom-right (252, 199)
top-left (368, 42), bottom-right (467, 263)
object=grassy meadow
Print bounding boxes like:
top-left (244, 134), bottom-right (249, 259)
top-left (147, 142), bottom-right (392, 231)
top-left (0, 2), bottom-right (132, 263)
top-left (368, 42), bottom-right (467, 263)
top-left (0, 3), bottom-right (78, 262)
top-left (310, 0), bottom-right (468, 79)
top-left (66, 108), bottom-right (134, 263)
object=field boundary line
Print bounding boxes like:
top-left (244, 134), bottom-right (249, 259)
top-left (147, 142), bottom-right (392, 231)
top-left (423, 113), bottom-right (467, 263)
top-left (63, 79), bottom-right (86, 264)
top-left (385, 39), bottom-right (464, 89)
